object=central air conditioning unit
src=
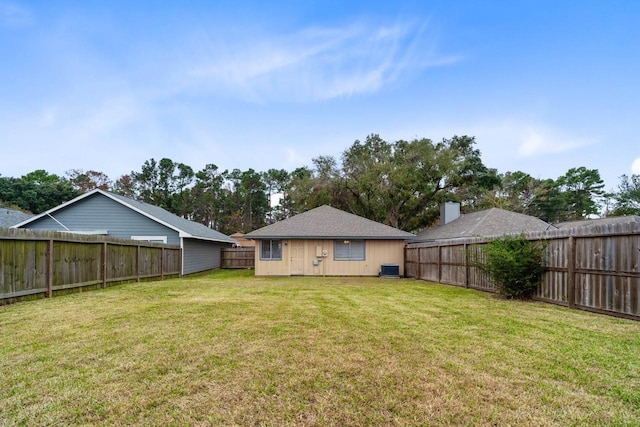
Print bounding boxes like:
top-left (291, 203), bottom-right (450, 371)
top-left (380, 263), bottom-right (400, 278)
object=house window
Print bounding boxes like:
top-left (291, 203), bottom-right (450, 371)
top-left (334, 240), bottom-right (365, 261)
top-left (260, 239), bottom-right (282, 260)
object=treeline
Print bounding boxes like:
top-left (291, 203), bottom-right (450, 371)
top-left (1, 134), bottom-right (639, 233)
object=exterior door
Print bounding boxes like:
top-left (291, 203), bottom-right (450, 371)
top-left (290, 241), bottom-right (305, 275)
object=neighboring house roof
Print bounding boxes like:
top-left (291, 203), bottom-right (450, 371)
top-left (415, 208), bottom-right (552, 241)
top-left (245, 205), bottom-right (415, 240)
top-left (12, 189), bottom-right (236, 244)
top-left (555, 215), bottom-right (640, 229)
top-left (0, 208), bottom-right (33, 228)
top-left (229, 232), bottom-right (255, 247)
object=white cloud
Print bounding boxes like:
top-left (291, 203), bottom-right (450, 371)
top-left (394, 118), bottom-right (595, 181)
top-left (632, 157), bottom-right (640, 175)
top-left (517, 126), bottom-right (588, 156)
top-left (188, 19), bottom-right (459, 102)
top-left (0, 92), bottom-right (153, 180)
top-left (458, 120), bottom-right (590, 158)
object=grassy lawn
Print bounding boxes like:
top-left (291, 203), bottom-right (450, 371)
top-left (1, 270), bottom-right (639, 426)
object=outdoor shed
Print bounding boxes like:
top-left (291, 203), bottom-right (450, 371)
top-left (12, 189), bottom-right (235, 275)
top-left (245, 205), bottom-right (415, 276)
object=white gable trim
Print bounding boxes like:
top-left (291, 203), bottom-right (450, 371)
top-left (11, 189), bottom-right (101, 229)
top-left (10, 189), bottom-right (234, 244)
top-left (96, 190), bottom-right (191, 237)
top-left (11, 189), bottom-right (191, 237)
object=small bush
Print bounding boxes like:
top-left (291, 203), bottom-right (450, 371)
top-left (475, 234), bottom-right (547, 299)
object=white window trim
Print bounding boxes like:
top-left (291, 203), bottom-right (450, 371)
top-left (260, 239), bottom-right (283, 261)
top-left (131, 235), bottom-right (168, 244)
top-left (333, 239), bottom-right (366, 261)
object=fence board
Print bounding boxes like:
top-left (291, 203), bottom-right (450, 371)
top-left (0, 228), bottom-right (181, 304)
top-left (406, 222), bottom-right (640, 321)
top-left (221, 247), bottom-right (255, 269)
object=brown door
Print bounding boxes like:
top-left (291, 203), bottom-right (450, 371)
top-left (290, 241), bottom-right (305, 275)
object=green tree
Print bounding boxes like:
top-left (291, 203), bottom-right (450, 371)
top-left (131, 158), bottom-right (161, 204)
top-left (555, 166), bottom-right (605, 221)
top-left (0, 171), bottom-right (80, 214)
top-left (285, 166), bottom-right (314, 215)
top-left (343, 135), bottom-right (499, 231)
top-left (22, 169), bottom-right (62, 185)
top-left (240, 168), bottom-right (269, 232)
top-left (129, 158), bottom-right (195, 215)
top-left (192, 164), bottom-right (226, 229)
top-left (66, 169), bottom-right (112, 192)
top-left (262, 168), bottom-right (290, 223)
top-left (484, 171), bottom-right (562, 221)
top-left (284, 134), bottom-right (495, 232)
top-left (526, 178), bottom-right (563, 223)
top-left (341, 135), bottom-right (394, 222)
top-left (172, 163), bottom-right (195, 218)
top-left (219, 168), bottom-right (269, 234)
top-left (610, 174), bottom-right (640, 216)
top-left (156, 158), bottom-right (178, 210)
top-left (474, 234), bottom-right (547, 299)
top-left (285, 158), bottom-right (345, 214)
top-left (112, 174), bottom-right (135, 198)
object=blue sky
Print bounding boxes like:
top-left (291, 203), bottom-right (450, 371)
top-left (2, 1), bottom-right (639, 192)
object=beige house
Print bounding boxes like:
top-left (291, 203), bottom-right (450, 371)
top-left (245, 205), bottom-right (415, 276)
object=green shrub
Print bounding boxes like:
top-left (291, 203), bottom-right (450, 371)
top-left (475, 234), bottom-right (547, 299)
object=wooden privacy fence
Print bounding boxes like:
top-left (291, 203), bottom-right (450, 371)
top-left (406, 221), bottom-right (640, 321)
top-left (221, 247), bottom-right (255, 269)
top-left (1, 228), bottom-right (181, 304)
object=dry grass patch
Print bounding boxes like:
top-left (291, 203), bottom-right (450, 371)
top-left (1, 270), bottom-right (638, 426)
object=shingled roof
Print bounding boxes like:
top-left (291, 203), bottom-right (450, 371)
top-left (554, 215), bottom-right (640, 230)
top-left (245, 205), bottom-right (415, 240)
top-left (415, 207), bottom-right (552, 241)
top-left (106, 191), bottom-right (236, 243)
top-left (0, 208), bottom-right (33, 228)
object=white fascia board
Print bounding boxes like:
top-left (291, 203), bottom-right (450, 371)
top-left (105, 193), bottom-right (227, 243)
top-left (99, 191), bottom-right (185, 234)
top-left (100, 192), bottom-right (234, 243)
top-left (10, 189), bottom-right (102, 229)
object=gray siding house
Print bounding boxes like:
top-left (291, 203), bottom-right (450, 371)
top-left (12, 189), bottom-right (235, 275)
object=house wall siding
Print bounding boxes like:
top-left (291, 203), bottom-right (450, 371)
top-left (182, 238), bottom-right (230, 275)
top-left (254, 239), bottom-right (405, 276)
top-left (19, 193), bottom-right (181, 245)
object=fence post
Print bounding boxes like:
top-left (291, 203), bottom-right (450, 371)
top-left (102, 242), bottom-right (107, 289)
top-left (46, 239), bottom-right (53, 298)
top-left (178, 248), bottom-right (183, 277)
top-left (567, 236), bottom-right (575, 308)
top-left (160, 247), bottom-right (165, 280)
top-left (464, 243), bottom-right (469, 288)
top-left (403, 247), bottom-right (408, 277)
top-left (437, 245), bottom-right (442, 283)
top-left (136, 244), bottom-right (141, 282)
